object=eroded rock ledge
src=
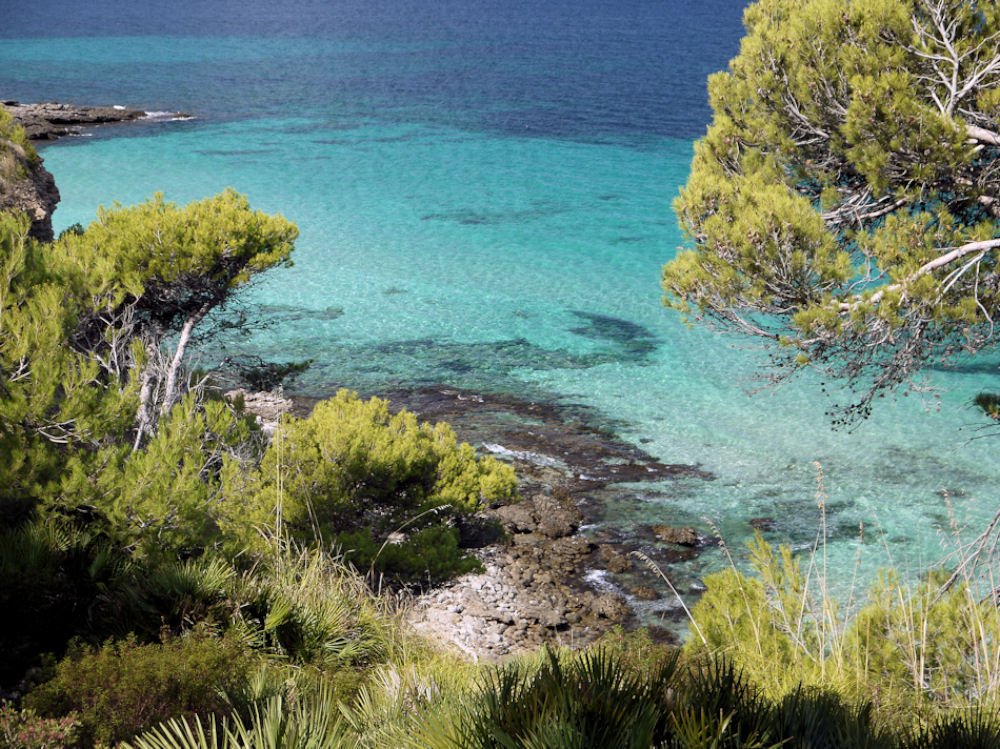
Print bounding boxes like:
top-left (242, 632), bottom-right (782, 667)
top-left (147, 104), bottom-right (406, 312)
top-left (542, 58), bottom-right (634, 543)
top-left (0, 134), bottom-right (59, 242)
top-left (3, 100), bottom-right (161, 141)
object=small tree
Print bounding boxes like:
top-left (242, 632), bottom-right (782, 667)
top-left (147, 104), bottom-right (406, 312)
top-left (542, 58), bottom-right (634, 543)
top-left (50, 189), bottom-right (298, 445)
top-left (0, 186), bottom-right (297, 548)
top-left (219, 389), bottom-right (519, 582)
top-left (662, 0), bottom-right (1000, 421)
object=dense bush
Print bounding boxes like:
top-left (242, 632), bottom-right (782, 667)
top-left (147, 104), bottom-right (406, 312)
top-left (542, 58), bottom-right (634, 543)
top-left (0, 702), bottom-right (79, 749)
top-left (0, 519), bottom-right (113, 687)
top-left (220, 389), bottom-right (517, 582)
top-left (24, 631), bottom-right (252, 747)
top-left (406, 646), bottom-right (1000, 749)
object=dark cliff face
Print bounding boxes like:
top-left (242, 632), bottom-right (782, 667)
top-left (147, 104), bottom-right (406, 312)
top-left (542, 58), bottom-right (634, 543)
top-left (0, 137), bottom-right (61, 242)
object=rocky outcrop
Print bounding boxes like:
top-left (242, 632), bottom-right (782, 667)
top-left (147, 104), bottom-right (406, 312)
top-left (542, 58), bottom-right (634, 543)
top-left (225, 388), bottom-right (294, 436)
top-left (651, 524), bottom-right (700, 546)
top-left (2, 100), bottom-right (148, 141)
top-left (0, 100), bottom-right (189, 241)
top-left (0, 131), bottom-right (59, 242)
top-left (406, 491), bottom-right (631, 660)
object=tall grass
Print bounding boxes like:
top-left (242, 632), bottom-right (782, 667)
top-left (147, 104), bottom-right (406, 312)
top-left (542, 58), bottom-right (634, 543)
top-left (673, 464), bottom-right (1000, 725)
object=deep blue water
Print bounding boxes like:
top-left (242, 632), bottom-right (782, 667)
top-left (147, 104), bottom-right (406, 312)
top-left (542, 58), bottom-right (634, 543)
top-left (2, 0), bottom-right (999, 616)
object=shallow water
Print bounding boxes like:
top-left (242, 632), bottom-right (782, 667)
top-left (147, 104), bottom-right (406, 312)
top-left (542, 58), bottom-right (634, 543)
top-left (3, 0), bottom-right (999, 617)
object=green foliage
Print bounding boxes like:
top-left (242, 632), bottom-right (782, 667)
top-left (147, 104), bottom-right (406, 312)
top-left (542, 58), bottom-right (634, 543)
top-left (0, 517), bottom-right (122, 686)
top-left (50, 189), bottom-right (297, 331)
top-left (0, 702), bottom-right (79, 749)
top-left (94, 547), bottom-right (401, 669)
top-left (54, 394), bottom-right (259, 561)
top-left (57, 222), bottom-right (85, 239)
top-left (0, 108), bottom-right (39, 181)
top-left (906, 709), bottom-right (1000, 748)
top-left (121, 684), bottom-right (352, 749)
top-left (411, 648), bottom-right (667, 749)
top-left (220, 389), bottom-right (516, 582)
top-left (230, 547), bottom-right (401, 667)
top-left (336, 525), bottom-right (482, 583)
top-left (972, 391), bottom-right (1000, 421)
top-left (0, 189), bottom-right (297, 523)
top-left (685, 533), bottom-right (1000, 717)
top-left (662, 0), bottom-right (1000, 417)
top-left (408, 646), bottom-right (898, 748)
top-left (24, 631), bottom-right (252, 747)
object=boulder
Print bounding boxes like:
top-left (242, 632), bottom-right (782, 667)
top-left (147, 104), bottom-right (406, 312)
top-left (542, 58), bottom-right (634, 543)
top-left (630, 585), bottom-right (659, 601)
top-left (599, 544), bottom-right (632, 573)
top-left (652, 524), bottom-right (699, 546)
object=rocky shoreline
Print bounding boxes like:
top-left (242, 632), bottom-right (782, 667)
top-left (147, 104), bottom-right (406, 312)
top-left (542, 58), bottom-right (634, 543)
top-left (1, 100), bottom-right (187, 142)
top-left (237, 384), bottom-right (718, 659)
top-left (384, 386), bottom-right (717, 658)
top-left (1, 96), bottom-right (718, 658)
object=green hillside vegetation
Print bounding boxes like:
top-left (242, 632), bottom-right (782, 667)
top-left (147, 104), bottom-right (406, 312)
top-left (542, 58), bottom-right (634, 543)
top-left (5, 0), bottom-right (1000, 743)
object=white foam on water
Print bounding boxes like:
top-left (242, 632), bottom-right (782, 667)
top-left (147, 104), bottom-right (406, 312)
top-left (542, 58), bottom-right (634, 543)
top-left (481, 443), bottom-right (561, 468)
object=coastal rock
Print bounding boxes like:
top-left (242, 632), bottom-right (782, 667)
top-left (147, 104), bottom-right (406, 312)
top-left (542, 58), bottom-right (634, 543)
top-left (491, 490), bottom-right (582, 539)
top-left (0, 137), bottom-right (59, 241)
top-left (406, 491), bottom-right (625, 660)
top-left (630, 585), bottom-right (659, 601)
top-left (651, 524), bottom-right (699, 546)
top-left (226, 389), bottom-right (293, 435)
top-left (599, 544), bottom-right (633, 573)
top-left (493, 503), bottom-right (536, 534)
top-left (2, 101), bottom-right (149, 141)
top-left (533, 493), bottom-right (581, 538)
top-left (1, 100), bottom-right (190, 241)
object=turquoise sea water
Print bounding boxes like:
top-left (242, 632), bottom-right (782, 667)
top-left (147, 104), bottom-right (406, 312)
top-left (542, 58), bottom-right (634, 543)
top-left (3, 1), bottom-right (999, 611)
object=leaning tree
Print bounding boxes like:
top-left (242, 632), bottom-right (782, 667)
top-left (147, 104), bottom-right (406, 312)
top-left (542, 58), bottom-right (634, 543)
top-left (662, 0), bottom-right (1000, 421)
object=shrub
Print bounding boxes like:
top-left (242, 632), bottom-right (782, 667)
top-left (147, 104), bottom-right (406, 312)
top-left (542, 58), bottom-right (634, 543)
top-left (337, 525), bottom-right (482, 584)
top-left (411, 648), bottom-right (669, 749)
top-left (0, 702), bottom-right (79, 749)
top-left (231, 547), bottom-right (401, 667)
top-left (24, 631), bottom-right (252, 747)
top-left (121, 683), bottom-right (351, 749)
top-left (684, 531), bottom-right (1000, 717)
top-left (220, 390), bottom-right (517, 582)
top-left (92, 548), bottom-right (400, 670)
top-left (0, 518), bottom-right (120, 688)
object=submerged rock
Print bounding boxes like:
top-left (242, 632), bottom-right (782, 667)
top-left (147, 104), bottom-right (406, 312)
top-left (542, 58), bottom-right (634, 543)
top-left (599, 544), bottom-right (633, 573)
top-left (630, 585), bottom-right (659, 601)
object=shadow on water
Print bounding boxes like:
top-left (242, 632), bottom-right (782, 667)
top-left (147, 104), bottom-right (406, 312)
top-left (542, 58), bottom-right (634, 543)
top-left (257, 304), bottom-right (344, 322)
top-left (568, 310), bottom-right (659, 357)
top-left (420, 202), bottom-right (567, 226)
